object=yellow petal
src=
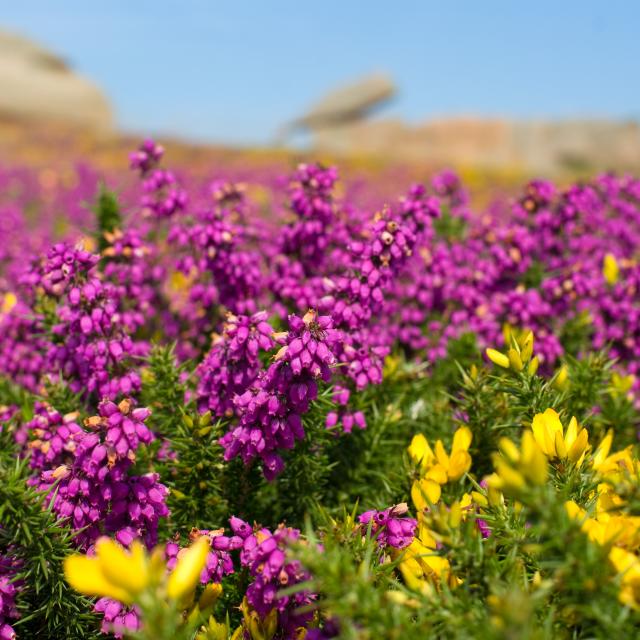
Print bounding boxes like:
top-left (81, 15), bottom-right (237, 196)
top-left (603, 253), bottom-right (619, 285)
top-left (554, 365), bottom-right (569, 390)
top-left (448, 450), bottom-right (472, 481)
top-left (471, 491), bottom-right (488, 507)
top-left (422, 554), bottom-right (452, 580)
top-left (64, 555), bottom-right (133, 604)
top-left (199, 583), bottom-right (223, 610)
top-left (407, 434), bottom-right (427, 464)
top-left (554, 429), bottom-right (568, 459)
top-left (564, 500), bottom-right (584, 521)
top-left (535, 409), bottom-right (562, 456)
top-left (486, 348), bottom-right (510, 368)
top-left (96, 538), bottom-right (149, 596)
top-left (521, 431), bottom-right (548, 485)
top-left (494, 459), bottom-right (526, 490)
top-left (593, 431), bottom-right (614, 469)
top-left (425, 465), bottom-right (448, 485)
top-left (411, 478), bottom-right (441, 511)
top-left (567, 429), bottom-right (589, 464)
top-left (609, 546), bottom-right (638, 575)
top-left (1, 292), bottom-right (17, 314)
top-left (434, 440), bottom-right (449, 468)
top-left (507, 348), bottom-right (523, 372)
top-left (542, 408), bottom-right (563, 434)
top-left (531, 413), bottom-right (551, 456)
top-left (167, 536), bottom-right (210, 600)
top-left (449, 502), bottom-right (462, 528)
top-left (520, 331), bottom-right (534, 362)
top-left (564, 416), bottom-right (579, 449)
top-left (498, 437), bottom-right (520, 463)
top-left (399, 559), bottom-right (428, 592)
top-left (150, 545), bottom-right (168, 583)
top-left (452, 427), bottom-right (472, 454)
top-left (527, 356), bottom-right (540, 375)
top-left (502, 323), bottom-right (513, 347)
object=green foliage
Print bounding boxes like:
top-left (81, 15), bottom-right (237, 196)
top-left (250, 386), bottom-right (336, 525)
top-left (161, 410), bottom-right (229, 533)
top-left (433, 205), bottom-right (467, 242)
top-left (141, 344), bottom-right (189, 440)
top-left (141, 345), bottom-right (228, 532)
top-left (0, 376), bottom-right (35, 424)
top-left (0, 458), bottom-right (102, 639)
top-left (93, 184), bottom-right (122, 251)
top-left (521, 260), bottom-right (547, 289)
top-left (559, 310), bottom-right (594, 357)
top-left (42, 378), bottom-right (84, 417)
top-left (294, 512), bottom-right (416, 640)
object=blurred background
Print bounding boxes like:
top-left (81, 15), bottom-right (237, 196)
top-left (1, 0), bottom-right (639, 176)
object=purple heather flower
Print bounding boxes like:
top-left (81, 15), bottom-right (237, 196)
top-left (196, 311), bottom-right (274, 417)
top-left (358, 504), bottom-right (417, 550)
top-left (220, 310), bottom-right (339, 479)
top-left (129, 139), bottom-right (164, 176)
top-left (233, 517), bottom-right (316, 636)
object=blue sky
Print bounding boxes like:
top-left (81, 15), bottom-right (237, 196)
top-left (3, 1), bottom-right (639, 145)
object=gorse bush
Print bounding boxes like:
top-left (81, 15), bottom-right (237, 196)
top-left (0, 142), bottom-right (640, 638)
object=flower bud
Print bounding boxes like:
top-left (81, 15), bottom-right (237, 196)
top-left (486, 348), bottom-right (510, 369)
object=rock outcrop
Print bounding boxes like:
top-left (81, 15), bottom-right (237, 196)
top-left (0, 30), bottom-right (113, 132)
top-left (288, 73), bottom-right (396, 131)
top-left (312, 117), bottom-right (640, 172)
top-left (289, 74), bottom-right (640, 173)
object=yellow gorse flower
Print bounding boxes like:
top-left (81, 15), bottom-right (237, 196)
top-left (530, 408), bottom-right (589, 464)
top-left (609, 547), bottom-right (640, 609)
top-left (196, 615), bottom-right (231, 640)
top-left (486, 348), bottom-right (510, 369)
top-left (408, 428), bottom-right (472, 511)
top-left (64, 535), bottom-right (211, 607)
top-left (610, 372), bottom-right (635, 399)
top-left (240, 597), bottom-right (278, 640)
top-left (399, 513), bottom-right (462, 593)
top-left (553, 364), bottom-right (570, 391)
top-left (565, 496), bottom-right (640, 609)
top-left (565, 499), bottom-right (640, 550)
top-left (566, 423), bottom-right (640, 611)
top-left (167, 536), bottom-right (211, 600)
top-left (64, 538), bottom-right (151, 605)
top-left (489, 431), bottom-right (548, 493)
top-left (1, 292), bottom-right (17, 315)
top-left (603, 253), bottom-right (620, 285)
top-left (486, 328), bottom-right (538, 373)
top-left (400, 494), bottom-right (476, 594)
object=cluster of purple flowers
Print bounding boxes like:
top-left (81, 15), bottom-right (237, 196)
top-left (31, 399), bottom-right (167, 550)
top-left (165, 528), bottom-right (241, 583)
top-left (15, 242), bottom-right (146, 400)
top-left (130, 139), bottom-right (187, 219)
top-left (196, 311), bottom-right (274, 417)
top-left (358, 504), bottom-right (417, 550)
top-left (0, 554), bottom-right (19, 640)
top-left (281, 163), bottom-right (338, 265)
top-left (129, 139), bottom-right (164, 176)
top-left (96, 527), bottom-right (243, 638)
top-left (170, 206), bottom-right (261, 315)
top-left (0, 301), bottom-right (46, 393)
top-left (21, 403), bottom-right (83, 471)
top-left (220, 311), bottom-right (338, 479)
top-left (230, 516), bottom-right (316, 637)
top-left (100, 227), bottom-right (166, 335)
